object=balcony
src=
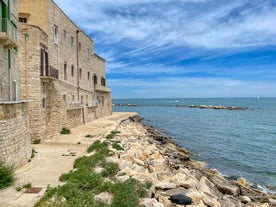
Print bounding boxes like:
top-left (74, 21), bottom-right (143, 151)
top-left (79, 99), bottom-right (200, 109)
top-left (95, 84), bottom-right (111, 92)
top-left (40, 66), bottom-right (59, 81)
top-left (67, 102), bottom-right (82, 110)
top-left (0, 18), bottom-right (18, 48)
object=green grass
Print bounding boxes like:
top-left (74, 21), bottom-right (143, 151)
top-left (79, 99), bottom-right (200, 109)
top-left (0, 161), bottom-right (15, 189)
top-left (60, 127), bottom-right (71, 134)
top-left (35, 132), bottom-right (147, 207)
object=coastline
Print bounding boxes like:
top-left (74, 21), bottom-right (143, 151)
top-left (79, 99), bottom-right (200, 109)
top-left (0, 112), bottom-right (275, 206)
top-left (113, 115), bottom-right (276, 206)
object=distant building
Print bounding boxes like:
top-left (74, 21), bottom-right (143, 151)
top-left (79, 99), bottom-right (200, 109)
top-left (0, 0), bottom-right (31, 168)
top-left (18, 0), bottom-right (112, 140)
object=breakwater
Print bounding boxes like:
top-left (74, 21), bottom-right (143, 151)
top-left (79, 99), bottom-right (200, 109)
top-left (112, 116), bottom-right (276, 206)
top-left (113, 103), bottom-right (248, 110)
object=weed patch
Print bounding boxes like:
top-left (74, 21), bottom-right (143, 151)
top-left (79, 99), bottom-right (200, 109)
top-left (0, 161), bottom-right (15, 189)
top-left (35, 134), bottom-right (147, 207)
top-left (33, 139), bottom-right (41, 144)
top-left (60, 127), bottom-right (71, 134)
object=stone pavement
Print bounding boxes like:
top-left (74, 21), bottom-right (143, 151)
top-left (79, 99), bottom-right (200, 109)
top-left (0, 112), bottom-right (136, 207)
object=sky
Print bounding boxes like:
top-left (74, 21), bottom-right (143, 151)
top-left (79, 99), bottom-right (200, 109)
top-left (54, 0), bottom-right (276, 99)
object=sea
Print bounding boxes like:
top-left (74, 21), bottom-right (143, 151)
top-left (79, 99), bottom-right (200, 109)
top-left (112, 98), bottom-right (276, 194)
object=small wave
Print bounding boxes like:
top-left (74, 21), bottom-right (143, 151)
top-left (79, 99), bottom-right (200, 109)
top-left (255, 184), bottom-right (276, 194)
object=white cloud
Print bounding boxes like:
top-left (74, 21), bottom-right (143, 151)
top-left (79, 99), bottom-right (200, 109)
top-left (108, 77), bottom-right (276, 98)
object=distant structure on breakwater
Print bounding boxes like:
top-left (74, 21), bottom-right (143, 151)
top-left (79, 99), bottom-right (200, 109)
top-left (113, 103), bottom-right (248, 110)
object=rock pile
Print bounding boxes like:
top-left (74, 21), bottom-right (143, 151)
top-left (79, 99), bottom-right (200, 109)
top-left (104, 116), bottom-right (275, 207)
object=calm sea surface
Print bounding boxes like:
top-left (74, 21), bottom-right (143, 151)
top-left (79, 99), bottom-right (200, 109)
top-left (112, 98), bottom-right (276, 193)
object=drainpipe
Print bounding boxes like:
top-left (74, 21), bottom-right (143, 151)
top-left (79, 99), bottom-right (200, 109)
top-left (8, 49), bottom-right (12, 101)
top-left (76, 30), bottom-right (80, 102)
top-left (24, 33), bottom-right (29, 99)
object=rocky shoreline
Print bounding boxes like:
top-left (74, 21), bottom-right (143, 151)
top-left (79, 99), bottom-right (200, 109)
top-left (110, 115), bottom-right (276, 207)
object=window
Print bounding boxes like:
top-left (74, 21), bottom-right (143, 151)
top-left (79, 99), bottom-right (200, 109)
top-left (40, 48), bottom-right (48, 76)
top-left (93, 74), bottom-right (97, 85)
top-left (63, 30), bottom-right (67, 43)
top-left (71, 65), bottom-right (74, 77)
top-left (63, 94), bottom-right (66, 102)
top-left (81, 95), bottom-right (83, 104)
top-left (79, 68), bottom-right (82, 79)
top-left (102, 96), bottom-right (104, 106)
top-left (64, 62), bottom-right (67, 80)
top-left (72, 94), bottom-right (75, 102)
top-left (54, 25), bottom-right (58, 44)
top-left (19, 17), bottom-right (27, 23)
top-left (70, 36), bottom-right (74, 48)
top-left (101, 77), bottom-right (106, 86)
top-left (88, 72), bottom-right (90, 80)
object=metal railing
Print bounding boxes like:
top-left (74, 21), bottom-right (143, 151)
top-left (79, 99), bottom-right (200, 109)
top-left (40, 66), bottom-right (59, 79)
top-left (0, 18), bottom-right (18, 44)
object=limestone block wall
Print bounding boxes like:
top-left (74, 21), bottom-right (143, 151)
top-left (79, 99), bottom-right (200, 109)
top-left (18, 0), bottom-right (49, 35)
top-left (95, 92), bottom-right (112, 118)
top-left (0, 102), bottom-right (31, 168)
top-left (48, 0), bottom-right (95, 94)
top-left (19, 24), bottom-right (48, 141)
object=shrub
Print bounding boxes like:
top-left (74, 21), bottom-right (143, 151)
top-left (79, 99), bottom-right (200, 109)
top-left (59, 172), bottom-right (72, 182)
top-left (112, 142), bottom-right (124, 151)
top-left (0, 161), bottom-right (15, 189)
top-left (33, 139), bottom-right (41, 144)
top-left (23, 182), bottom-right (32, 189)
top-left (101, 162), bottom-right (119, 178)
top-left (144, 181), bottom-right (153, 189)
top-left (105, 131), bottom-right (121, 140)
top-left (85, 134), bottom-right (93, 138)
top-left (87, 140), bottom-right (109, 153)
top-left (60, 127), bottom-right (71, 134)
top-left (112, 178), bottom-right (146, 207)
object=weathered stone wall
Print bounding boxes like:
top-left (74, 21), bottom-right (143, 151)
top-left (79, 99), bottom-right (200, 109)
top-left (17, 0), bottom-right (112, 139)
top-left (0, 102), bottom-right (31, 168)
top-left (19, 24), bottom-right (48, 140)
top-left (18, 0), bottom-right (49, 35)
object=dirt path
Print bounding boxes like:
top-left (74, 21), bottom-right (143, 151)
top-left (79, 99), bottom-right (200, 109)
top-left (0, 112), bottom-right (136, 207)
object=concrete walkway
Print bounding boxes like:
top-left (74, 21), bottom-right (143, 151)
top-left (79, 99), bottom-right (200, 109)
top-left (0, 112), bottom-right (136, 207)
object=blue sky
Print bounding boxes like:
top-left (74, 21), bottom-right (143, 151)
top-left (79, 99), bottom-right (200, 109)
top-left (54, 0), bottom-right (276, 98)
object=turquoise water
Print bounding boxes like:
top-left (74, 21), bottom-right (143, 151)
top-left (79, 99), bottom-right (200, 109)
top-left (113, 98), bottom-right (276, 193)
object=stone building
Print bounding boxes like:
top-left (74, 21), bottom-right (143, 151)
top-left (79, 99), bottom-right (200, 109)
top-left (0, 0), bottom-right (31, 168)
top-left (18, 0), bottom-right (112, 140)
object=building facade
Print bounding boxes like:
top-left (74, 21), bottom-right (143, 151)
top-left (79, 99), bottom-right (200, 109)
top-left (18, 0), bottom-right (112, 140)
top-left (0, 0), bottom-right (31, 168)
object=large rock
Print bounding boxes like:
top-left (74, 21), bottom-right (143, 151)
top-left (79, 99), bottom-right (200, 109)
top-left (94, 192), bottom-right (113, 206)
top-left (163, 187), bottom-right (188, 196)
top-left (196, 176), bottom-right (216, 198)
top-left (217, 182), bottom-right (240, 196)
top-left (169, 194), bottom-right (193, 205)
top-left (180, 176), bottom-right (199, 189)
top-left (170, 173), bottom-right (187, 186)
top-left (141, 198), bottom-right (164, 207)
top-left (155, 182), bottom-right (176, 190)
